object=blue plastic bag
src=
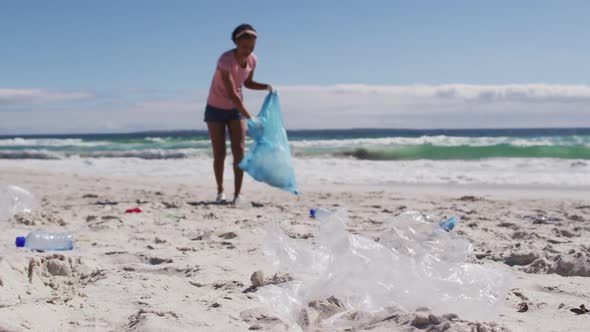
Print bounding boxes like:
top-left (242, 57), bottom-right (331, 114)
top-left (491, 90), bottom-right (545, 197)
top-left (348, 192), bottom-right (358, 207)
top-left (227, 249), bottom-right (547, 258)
top-left (239, 91), bottom-right (299, 195)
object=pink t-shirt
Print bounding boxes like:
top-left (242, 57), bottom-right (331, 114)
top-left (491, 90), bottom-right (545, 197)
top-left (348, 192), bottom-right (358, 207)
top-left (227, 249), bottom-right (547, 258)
top-left (207, 49), bottom-right (257, 110)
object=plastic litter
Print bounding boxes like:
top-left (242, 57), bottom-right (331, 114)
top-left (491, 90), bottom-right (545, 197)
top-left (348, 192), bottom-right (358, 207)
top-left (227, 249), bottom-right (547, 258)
top-left (15, 230), bottom-right (74, 251)
top-left (125, 207), bottom-right (142, 213)
top-left (312, 209), bottom-right (461, 233)
top-left (523, 214), bottom-right (560, 224)
top-left (309, 208), bottom-right (335, 219)
top-left (0, 185), bottom-right (36, 221)
top-left (439, 215), bottom-right (460, 231)
top-left (258, 209), bottom-right (507, 329)
top-left (239, 91), bottom-right (299, 195)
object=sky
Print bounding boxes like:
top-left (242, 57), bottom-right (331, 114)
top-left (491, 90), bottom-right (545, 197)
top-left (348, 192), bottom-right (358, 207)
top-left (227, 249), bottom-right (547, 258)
top-left (1, 0), bottom-right (589, 134)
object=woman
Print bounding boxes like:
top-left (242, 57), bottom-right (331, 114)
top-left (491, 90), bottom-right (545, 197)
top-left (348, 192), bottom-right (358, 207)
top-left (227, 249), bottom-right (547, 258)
top-left (205, 24), bottom-right (272, 204)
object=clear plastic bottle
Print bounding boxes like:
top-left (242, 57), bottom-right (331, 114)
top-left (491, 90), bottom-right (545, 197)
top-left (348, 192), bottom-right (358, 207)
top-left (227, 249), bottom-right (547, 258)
top-left (439, 216), bottom-right (460, 232)
top-left (15, 230), bottom-right (74, 251)
top-left (309, 208), bottom-right (335, 219)
top-left (0, 185), bottom-right (36, 221)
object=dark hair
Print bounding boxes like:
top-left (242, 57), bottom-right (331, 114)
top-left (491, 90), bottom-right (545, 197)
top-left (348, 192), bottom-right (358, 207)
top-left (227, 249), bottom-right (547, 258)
top-left (232, 24), bottom-right (257, 42)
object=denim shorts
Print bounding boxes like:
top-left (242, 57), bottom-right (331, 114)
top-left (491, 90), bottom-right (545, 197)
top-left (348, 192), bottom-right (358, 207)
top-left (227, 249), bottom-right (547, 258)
top-left (204, 104), bottom-right (244, 122)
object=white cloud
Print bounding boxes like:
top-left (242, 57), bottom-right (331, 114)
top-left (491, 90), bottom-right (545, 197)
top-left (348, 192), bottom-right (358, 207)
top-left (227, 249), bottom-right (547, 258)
top-left (275, 84), bottom-right (590, 102)
top-left (0, 89), bottom-right (94, 105)
top-left (259, 84), bottom-right (590, 129)
top-left (1, 84), bottom-right (589, 134)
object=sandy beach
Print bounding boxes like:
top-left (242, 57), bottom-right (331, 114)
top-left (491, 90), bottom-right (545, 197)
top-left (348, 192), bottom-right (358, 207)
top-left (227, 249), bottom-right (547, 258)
top-left (2, 1), bottom-right (590, 330)
top-left (1, 163), bottom-right (589, 332)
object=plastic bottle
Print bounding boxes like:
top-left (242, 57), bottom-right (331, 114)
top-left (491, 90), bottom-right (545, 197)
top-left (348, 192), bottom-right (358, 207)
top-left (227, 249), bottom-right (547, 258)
top-left (0, 185), bottom-right (36, 221)
top-left (309, 208), bottom-right (335, 219)
top-left (15, 230), bottom-right (74, 251)
top-left (439, 216), bottom-right (460, 232)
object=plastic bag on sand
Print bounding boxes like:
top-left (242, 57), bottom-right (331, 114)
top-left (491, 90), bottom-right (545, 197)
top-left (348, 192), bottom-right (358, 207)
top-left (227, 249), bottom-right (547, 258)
top-left (259, 210), bottom-right (507, 330)
top-left (239, 91), bottom-right (298, 195)
top-left (0, 185), bottom-right (36, 221)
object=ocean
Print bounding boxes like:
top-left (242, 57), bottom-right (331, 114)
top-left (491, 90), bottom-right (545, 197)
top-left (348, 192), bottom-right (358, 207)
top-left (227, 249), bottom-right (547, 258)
top-left (1, 128), bottom-right (589, 188)
top-left (2, 128), bottom-right (590, 160)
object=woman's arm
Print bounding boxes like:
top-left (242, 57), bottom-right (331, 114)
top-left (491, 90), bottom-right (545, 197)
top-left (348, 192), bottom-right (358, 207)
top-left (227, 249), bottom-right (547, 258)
top-left (244, 70), bottom-right (271, 91)
top-left (220, 69), bottom-right (252, 119)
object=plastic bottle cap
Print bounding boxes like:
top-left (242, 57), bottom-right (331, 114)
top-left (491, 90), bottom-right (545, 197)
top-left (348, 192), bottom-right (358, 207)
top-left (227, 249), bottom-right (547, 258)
top-left (15, 236), bottom-right (26, 248)
top-left (310, 209), bottom-right (316, 218)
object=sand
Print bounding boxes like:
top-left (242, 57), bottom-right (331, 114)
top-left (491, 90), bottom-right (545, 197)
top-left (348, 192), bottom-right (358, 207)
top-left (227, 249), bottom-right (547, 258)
top-left (1, 167), bottom-right (590, 331)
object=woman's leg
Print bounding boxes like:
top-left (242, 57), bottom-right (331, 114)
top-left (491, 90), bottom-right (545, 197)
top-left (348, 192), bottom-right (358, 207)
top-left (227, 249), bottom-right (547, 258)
top-left (207, 122), bottom-right (227, 194)
top-left (228, 119), bottom-right (247, 198)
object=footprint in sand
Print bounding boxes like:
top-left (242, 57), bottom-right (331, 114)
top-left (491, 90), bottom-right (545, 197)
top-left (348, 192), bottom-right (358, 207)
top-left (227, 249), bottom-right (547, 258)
top-left (218, 232), bottom-right (237, 240)
top-left (548, 252), bottom-right (590, 277)
top-left (146, 257), bottom-right (173, 265)
top-left (240, 308), bottom-right (284, 331)
top-left (503, 251), bottom-right (539, 266)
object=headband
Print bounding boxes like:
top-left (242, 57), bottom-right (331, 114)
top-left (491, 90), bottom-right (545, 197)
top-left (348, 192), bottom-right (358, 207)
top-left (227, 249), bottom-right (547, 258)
top-left (235, 29), bottom-right (257, 40)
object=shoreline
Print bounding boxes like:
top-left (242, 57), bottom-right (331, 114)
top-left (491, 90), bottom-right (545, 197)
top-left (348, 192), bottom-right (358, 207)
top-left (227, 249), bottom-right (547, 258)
top-left (3, 165), bottom-right (589, 199)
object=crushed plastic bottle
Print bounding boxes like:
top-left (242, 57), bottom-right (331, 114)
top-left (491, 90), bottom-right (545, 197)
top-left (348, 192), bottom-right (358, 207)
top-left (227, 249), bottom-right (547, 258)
top-left (15, 230), bottom-right (74, 251)
top-left (260, 209), bottom-right (506, 329)
top-left (0, 185), bottom-right (36, 221)
top-left (309, 208), bottom-right (335, 219)
top-left (439, 216), bottom-right (460, 231)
